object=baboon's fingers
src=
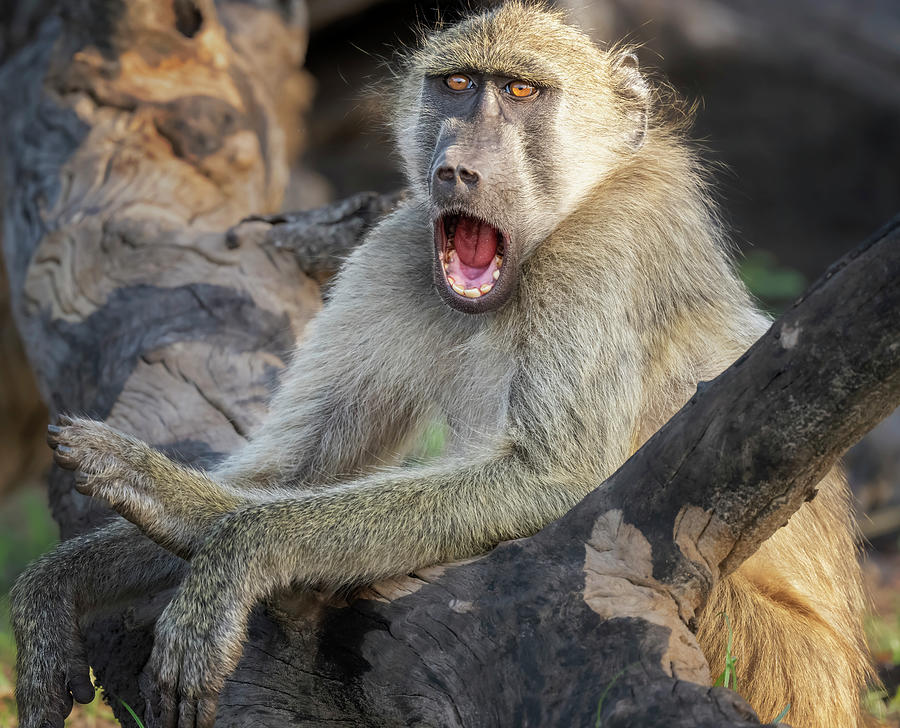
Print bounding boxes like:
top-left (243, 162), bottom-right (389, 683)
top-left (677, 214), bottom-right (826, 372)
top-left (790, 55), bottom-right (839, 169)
top-left (161, 691), bottom-right (178, 728)
top-left (60, 690), bottom-right (74, 719)
top-left (53, 445), bottom-right (79, 470)
top-left (143, 699), bottom-right (155, 728)
top-left (39, 714), bottom-right (66, 728)
top-left (46, 424), bottom-right (62, 448)
top-left (72, 471), bottom-right (93, 495)
top-left (64, 630), bottom-right (95, 705)
top-left (196, 695), bottom-right (218, 728)
top-left (139, 670), bottom-right (160, 728)
top-left (177, 698), bottom-right (195, 728)
top-left (66, 671), bottom-right (94, 704)
top-left (140, 667), bottom-right (177, 728)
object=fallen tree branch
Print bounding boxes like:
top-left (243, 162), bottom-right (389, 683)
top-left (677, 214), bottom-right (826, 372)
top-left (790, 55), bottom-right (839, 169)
top-left (230, 190), bottom-right (404, 282)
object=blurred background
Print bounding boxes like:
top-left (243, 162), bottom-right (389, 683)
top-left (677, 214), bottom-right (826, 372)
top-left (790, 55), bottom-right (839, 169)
top-left (1, 0), bottom-right (898, 724)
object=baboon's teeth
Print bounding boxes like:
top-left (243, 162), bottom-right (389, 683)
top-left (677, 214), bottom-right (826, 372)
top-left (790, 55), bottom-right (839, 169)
top-left (439, 214), bottom-right (506, 302)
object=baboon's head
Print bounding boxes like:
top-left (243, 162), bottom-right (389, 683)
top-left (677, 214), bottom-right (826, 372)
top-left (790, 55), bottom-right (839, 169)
top-left (394, 1), bottom-right (650, 314)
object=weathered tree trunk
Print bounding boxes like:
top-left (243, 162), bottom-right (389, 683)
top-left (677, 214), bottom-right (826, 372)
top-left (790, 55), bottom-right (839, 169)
top-left (0, 0), bottom-right (320, 534)
top-left (2, 1), bottom-right (900, 726)
top-left (0, 258), bottom-right (50, 496)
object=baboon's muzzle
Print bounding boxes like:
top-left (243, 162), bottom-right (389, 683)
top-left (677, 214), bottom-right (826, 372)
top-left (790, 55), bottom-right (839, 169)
top-left (429, 141), bottom-right (519, 314)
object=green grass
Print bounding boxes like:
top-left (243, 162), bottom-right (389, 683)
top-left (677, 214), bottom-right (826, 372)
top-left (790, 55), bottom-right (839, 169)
top-left (594, 665), bottom-right (633, 727)
top-left (866, 610), bottom-right (900, 723)
top-left (1, 485), bottom-right (59, 671)
top-left (868, 610), bottom-right (900, 665)
top-left (713, 612), bottom-right (792, 724)
top-left (114, 696), bottom-right (145, 728)
top-left (713, 612), bottom-right (739, 691)
top-left (772, 703), bottom-right (791, 724)
top-left (0, 486), bottom-right (59, 588)
top-left (738, 250), bottom-right (806, 315)
top-left (403, 418), bottom-right (449, 465)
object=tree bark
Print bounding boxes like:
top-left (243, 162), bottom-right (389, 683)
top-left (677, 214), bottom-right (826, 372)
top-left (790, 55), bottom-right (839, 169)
top-left (2, 1), bottom-right (900, 726)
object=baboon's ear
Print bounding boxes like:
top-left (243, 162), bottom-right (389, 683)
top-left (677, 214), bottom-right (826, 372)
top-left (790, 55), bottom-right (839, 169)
top-left (613, 52), bottom-right (650, 149)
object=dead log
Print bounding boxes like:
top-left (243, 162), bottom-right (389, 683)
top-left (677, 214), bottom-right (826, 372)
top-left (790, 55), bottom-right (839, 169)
top-left (231, 189), bottom-right (404, 283)
top-left (2, 1), bottom-right (900, 726)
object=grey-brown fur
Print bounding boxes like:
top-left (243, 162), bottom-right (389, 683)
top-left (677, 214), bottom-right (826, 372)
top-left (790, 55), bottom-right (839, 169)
top-left (12, 3), bottom-right (869, 727)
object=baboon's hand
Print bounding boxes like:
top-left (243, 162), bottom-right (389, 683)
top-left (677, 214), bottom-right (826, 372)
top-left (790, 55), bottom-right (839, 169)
top-left (139, 590), bottom-right (246, 728)
top-left (10, 568), bottom-right (95, 728)
top-left (48, 415), bottom-right (163, 527)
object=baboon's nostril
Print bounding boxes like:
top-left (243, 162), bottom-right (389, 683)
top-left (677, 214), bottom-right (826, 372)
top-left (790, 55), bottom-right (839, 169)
top-left (458, 166), bottom-right (480, 186)
top-left (435, 166), bottom-right (456, 183)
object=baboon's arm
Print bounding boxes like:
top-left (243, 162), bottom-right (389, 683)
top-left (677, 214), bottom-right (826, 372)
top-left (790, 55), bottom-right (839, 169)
top-left (50, 358), bottom-right (438, 557)
top-left (140, 452), bottom-right (587, 722)
top-left (10, 520), bottom-right (186, 728)
top-left (209, 455), bottom-right (586, 590)
top-left (49, 310), bottom-right (445, 554)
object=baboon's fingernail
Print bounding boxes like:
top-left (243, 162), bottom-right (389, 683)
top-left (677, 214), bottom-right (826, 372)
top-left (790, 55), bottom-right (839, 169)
top-left (55, 445), bottom-right (77, 469)
top-left (47, 424), bottom-right (62, 435)
top-left (74, 472), bottom-right (89, 484)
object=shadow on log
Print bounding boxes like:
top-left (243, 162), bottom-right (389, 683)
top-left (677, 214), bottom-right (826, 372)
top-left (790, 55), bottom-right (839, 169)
top-left (2, 1), bottom-right (899, 726)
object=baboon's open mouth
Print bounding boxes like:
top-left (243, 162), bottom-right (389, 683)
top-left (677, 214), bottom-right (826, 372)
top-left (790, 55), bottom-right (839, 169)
top-left (433, 214), bottom-right (514, 313)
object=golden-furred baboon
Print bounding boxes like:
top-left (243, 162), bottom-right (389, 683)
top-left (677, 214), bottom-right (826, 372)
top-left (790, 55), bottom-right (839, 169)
top-left (12, 3), bottom-right (870, 727)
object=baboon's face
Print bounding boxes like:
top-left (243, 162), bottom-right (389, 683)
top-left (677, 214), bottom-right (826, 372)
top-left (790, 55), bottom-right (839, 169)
top-left (423, 71), bottom-right (557, 314)
top-left (397, 6), bottom-right (647, 315)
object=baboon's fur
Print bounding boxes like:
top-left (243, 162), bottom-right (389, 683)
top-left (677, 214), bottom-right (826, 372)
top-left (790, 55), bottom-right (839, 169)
top-left (13, 3), bottom-right (870, 727)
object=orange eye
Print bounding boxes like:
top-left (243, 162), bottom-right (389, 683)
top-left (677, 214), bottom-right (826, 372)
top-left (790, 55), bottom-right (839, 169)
top-left (507, 80), bottom-right (537, 98)
top-left (446, 74), bottom-right (473, 91)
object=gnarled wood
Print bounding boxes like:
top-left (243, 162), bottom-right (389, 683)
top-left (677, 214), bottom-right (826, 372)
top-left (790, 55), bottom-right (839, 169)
top-left (231, 190), bottom-right (404, 282)
top-left (2, 0), bottom-right (899, 726)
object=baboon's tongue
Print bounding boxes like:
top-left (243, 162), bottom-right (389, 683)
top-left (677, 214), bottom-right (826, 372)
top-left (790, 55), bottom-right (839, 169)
top-left (455, 217), bottom-right (498, 268)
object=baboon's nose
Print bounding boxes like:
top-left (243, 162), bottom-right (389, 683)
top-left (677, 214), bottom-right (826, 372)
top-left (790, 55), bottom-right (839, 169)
top-left (457, 165), bottom-right (480, 186)
top-left (434, 163), bottom-right (481, 189)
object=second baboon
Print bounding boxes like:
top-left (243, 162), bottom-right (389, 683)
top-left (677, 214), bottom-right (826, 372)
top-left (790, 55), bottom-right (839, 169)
top-left (12, 3), bottom-right (870, 728)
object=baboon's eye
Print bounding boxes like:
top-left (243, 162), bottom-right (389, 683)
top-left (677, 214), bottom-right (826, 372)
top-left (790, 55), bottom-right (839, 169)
top-left (506, 80), bottom-right (537, 98)
top-left (446, 74), bottom-right (474, 91)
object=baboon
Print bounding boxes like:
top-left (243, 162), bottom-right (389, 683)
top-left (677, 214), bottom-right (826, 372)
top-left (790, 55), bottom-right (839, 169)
top-left (12, 3), bottom-right (870, 728)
